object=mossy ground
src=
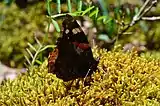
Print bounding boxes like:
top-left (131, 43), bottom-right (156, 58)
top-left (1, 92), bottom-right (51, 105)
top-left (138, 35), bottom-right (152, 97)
top-left (0, 49), bottom-right (160, 106)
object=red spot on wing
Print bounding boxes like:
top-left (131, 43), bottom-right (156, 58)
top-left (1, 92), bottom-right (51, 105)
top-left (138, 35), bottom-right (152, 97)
top-left (78, 43), bottom-right (90, 50)
top-left (72, 42), bottom-right (90, 50)
top-left (72, 42), bottom-right (79, 46)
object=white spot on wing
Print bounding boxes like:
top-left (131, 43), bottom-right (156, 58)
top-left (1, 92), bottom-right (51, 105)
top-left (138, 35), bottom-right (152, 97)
top-left (75, 28), bottom-right (81, 32)
top-left (72, 28), bottom-right (81, 34)
top-left (65, 29), bottom-right (69, 34)
top-left (72, 28), bottom-right (78, 34)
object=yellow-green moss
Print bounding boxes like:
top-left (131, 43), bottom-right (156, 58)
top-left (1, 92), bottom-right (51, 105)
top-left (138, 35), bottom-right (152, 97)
top-left (0, 2), bottom-right (48, 68)
top-left (0, 50), bottom-right (160, 105)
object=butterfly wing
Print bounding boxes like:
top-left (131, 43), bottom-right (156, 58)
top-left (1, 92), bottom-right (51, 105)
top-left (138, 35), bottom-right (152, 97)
top-left (48, 14), bottom-right (98, 81)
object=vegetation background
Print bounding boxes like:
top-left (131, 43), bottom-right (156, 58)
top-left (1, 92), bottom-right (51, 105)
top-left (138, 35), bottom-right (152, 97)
top-left (0, 0), bottom-right (160, 68)
top-left (0, 0), bottom-right (160, 105)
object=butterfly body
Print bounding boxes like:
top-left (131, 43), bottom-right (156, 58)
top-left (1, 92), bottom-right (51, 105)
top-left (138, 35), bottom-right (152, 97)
top-left (48, 15), bottom-right (98, 81)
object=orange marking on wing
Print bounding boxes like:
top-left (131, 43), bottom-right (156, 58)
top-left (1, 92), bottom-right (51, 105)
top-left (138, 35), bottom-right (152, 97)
top-left (48, 48), bottom-right (59, 73)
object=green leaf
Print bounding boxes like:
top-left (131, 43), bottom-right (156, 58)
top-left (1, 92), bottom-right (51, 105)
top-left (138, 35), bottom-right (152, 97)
top-left (67, 0), bottom-right (72, 13)
top-left (97, 16), bottom-right (107, 21)
top-left (24, 55), bottom-right (31, 66)
top-left (35, 37), bottom-right (42, 47)
top-left (26, 48), bottom-right (33, 59)
top-left (57, 0), bottom-right (61, 13)
top-left (103, 18), bottom-right (112, 24)
top-left (39, 45), bottom-right (56, 53)
top-left (71, 11), bottom-right (83, 16)
top-left (35, 60), bottom-right (43, 65)
top-left (51, 19), bottom-right (60, 32)
top-left (82, 6), bottom-right (95, 16)
top-left (97, 16), bottom-right (112, 24)
top-left (46, 0), bottom-right (52, 15)
top-left (89, 7), bottom-right (99, 18)
top-left (27, 43), bottom-right (36, 52)
top-left (77, 0), bottom-right (82, 11)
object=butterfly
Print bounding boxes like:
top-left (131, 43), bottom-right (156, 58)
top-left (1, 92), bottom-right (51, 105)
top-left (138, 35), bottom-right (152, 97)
top-left (48, 14), bottom-right (98, 81)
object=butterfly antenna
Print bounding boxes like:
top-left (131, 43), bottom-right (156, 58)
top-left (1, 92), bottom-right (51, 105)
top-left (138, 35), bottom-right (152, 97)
top-left (83, 69), bottom-right (91, 85)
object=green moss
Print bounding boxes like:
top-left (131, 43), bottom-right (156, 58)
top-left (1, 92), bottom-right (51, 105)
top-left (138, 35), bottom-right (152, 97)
top-left (0, 50), bottom-right (160, 105)
top-left (0, 2), bottom-right (48, 68)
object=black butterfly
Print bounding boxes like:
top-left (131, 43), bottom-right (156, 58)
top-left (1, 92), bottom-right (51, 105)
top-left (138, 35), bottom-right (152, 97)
top-left (48, 14), bottom-right (98, 81)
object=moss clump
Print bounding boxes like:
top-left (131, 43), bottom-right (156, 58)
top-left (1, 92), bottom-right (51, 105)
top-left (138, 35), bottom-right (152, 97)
top-left (0, 50), bottom-right (160, 105)
top-left (0, 2), bottom-right (48, 68)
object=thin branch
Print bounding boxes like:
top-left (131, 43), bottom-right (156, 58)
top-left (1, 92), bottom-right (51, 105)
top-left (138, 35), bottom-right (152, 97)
top-left (132, 0), bottom-right (151, 24)
top-left (118, 0), bottom-right (158, 37)
top-left (130, 0), bottom-right (157, 26)
top-left (142, 16), bottom-right (160, 20)
top-left (139, 0), bottom-right (157, 19)
top-left (31, 44), bottom-right (42, 66)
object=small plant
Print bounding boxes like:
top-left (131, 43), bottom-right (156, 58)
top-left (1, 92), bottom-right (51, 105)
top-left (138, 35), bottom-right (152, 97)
top-left (24, 37), bottom-right (55, 67)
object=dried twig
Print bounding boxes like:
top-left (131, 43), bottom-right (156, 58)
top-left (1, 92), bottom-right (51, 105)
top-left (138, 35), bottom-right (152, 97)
top-left (142, 16), bottom-right (160, 20)
top-left (118, 0), bottom-right (158, 37)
